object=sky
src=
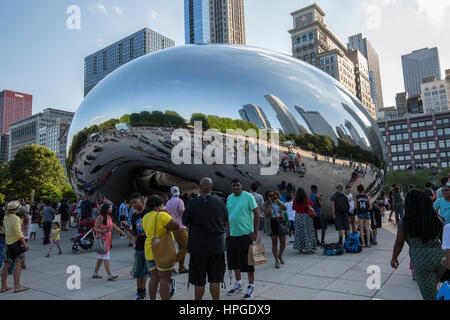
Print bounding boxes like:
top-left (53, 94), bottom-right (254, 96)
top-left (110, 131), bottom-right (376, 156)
top-left (0, 0), bottom-right (449, 114)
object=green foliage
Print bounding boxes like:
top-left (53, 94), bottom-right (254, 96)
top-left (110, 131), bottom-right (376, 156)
top-left (129, 110), bottom-right (186, 127)
top-left (190, 113), bottom-right (209, 130)
top-left (384, 170), bottom-right (433, 193)
top-left (36, 183), bottom-right (63, 202)
top-left (0, 145), bottom-right (67, 201)
top-left (62, 184), bottom-right (77, 202)
top-left (119, 114), bottom-right (131, 123)
top-left (0, 193), bottom-right (4, 203)
top-left (98, 118), bottom-right (119, 132)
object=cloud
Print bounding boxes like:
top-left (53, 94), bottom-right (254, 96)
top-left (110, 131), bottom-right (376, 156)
top-left (150, 9), bottom-right (158, 20)
top-left (97, 37), bottom-right (104, 47)
top-left (96, 3), bottom-right (108, 15)
top-left (416, 0), bottom-right (450, 26)
top-left (113, 6), bottom-right (123, 15)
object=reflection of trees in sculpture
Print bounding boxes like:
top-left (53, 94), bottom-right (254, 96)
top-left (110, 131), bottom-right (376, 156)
top-left (281, 133), bottom-right (380, 167)
top-left (67, 110), bottom-right (259, 173)
top-left (189, 113), bottom-right (259, 133)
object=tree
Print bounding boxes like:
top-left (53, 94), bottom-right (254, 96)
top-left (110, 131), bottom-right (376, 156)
top-left (0, 193), bottom-right (4, 203)
top-left (36, 183), bottom-right (63, 202)
top-left (119, 114), bottom-right (131, 124)
top-left (0, 144), bottom-right (67, 201)
top-left (62, 184), bottom-right (77, 202)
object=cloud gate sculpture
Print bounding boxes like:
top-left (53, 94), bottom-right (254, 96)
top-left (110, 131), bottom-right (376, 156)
top-left (67, 44), bottom-right (386, 220)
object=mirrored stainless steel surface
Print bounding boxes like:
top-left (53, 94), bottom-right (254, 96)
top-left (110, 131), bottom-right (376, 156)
top-left (68, 44), bottom-right (385, 219)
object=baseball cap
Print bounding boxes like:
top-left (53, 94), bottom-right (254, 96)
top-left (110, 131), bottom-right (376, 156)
top-left (171, 186), bottom-right (180, 196)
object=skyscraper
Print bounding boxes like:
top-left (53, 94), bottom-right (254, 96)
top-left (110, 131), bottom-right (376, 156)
top-left (239, 104), bottom-right (271, 128)
top-left (264, 94), bottom-right (305, 136)
top-left (347, 33), bottom-right (384, 112)
top-left (288, 4), bottom-right (356, 96)
top-left (0, 90), bottom-right (32, 135)
top-left (185, 0), bottom-right (210, 44)
top-left (210, 0), bottom-right (246, 44)
top-left (346, 49), bottom-right (376, 120)
top-left (8, 108), bottom-right (74, 169)
top-left (402, 47), bottom-right (441, 96)
top-left (295, 105), bottom-right (338, 144)
top-left (84, 28), bottom-right (175, 97)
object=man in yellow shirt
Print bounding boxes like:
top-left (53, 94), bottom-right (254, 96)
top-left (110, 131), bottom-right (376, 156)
top-left (141, 195), bottom-right (179, 300)
top-left (1, 201), bottom-right (30, 293)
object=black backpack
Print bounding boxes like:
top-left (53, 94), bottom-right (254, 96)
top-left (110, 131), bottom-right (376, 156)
top-left (335, 193), bottom-right (350, 213)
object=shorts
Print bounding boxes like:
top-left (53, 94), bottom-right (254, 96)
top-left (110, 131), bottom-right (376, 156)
top-left (348, 210), bottom-right (356, 217)
top-left (370, 210), bottom-right (382, 230)
top-left (258, 216), bottom-right (265, 231)
top-left (188, 253), bottom-right (226, 286)
top-left (313, 215), bottom-right (327, 230)
top-left (357, 212), bottom-right (371, 220)
top-left (133, 250), bottom-right (150, 278)
top-left (3, 250), bottom-right (24, 264)
top-left (334, 211), bottom-right (350, 231)
top-left (226, 235), bottom-right (255, 273)
top-left (146, 260), bottom-right (176, 272)
top-left (270, 218), bottom-right (282, 236)
top-left (97, 252), bottom-right (110, 260)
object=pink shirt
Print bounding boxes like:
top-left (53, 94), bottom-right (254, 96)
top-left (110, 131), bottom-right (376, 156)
top-left (165, 196), bottom-right (186, 229)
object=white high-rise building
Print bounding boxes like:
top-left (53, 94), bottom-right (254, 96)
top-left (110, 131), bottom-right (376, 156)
top-left (8, 108), bottom-right (74, 170)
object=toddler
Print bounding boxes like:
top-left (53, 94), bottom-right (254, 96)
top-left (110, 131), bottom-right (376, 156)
top-left (46, 222), bottom-right (62, 257)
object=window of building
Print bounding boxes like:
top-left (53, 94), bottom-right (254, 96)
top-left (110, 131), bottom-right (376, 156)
top-left (419, 131), bottom-right (426, 138)
top-left (418, 122), bottom-right (425, 127)
top-left (389, 125), bottom-right (395, 131)
top-left (326, 66), bottom-right (330, 72)
top-left (440, 140), bottom-right (446, 148)
top-left (412, 132), bottom-right (419, 139)
top-left (405, 155), bottom-right (411, 161)
top-left (330, 56), bottom-right (335, 63)
top-left (391, 145), bottom-right (397, 153)
top-left (308, 33), bottom-right (314, 41)
top-left (422, 154), bottom-right (430, 159)
top-left (404, 144), bottom-right (410, 152)
top-left (398, 145), bottom-right (404, 152)
top-left (392, 156), bottom-right (398, 162)
top-left (429, 141), bottom-right (436, 149)
top-left (413, 143), bottom-right (420, 151)
top-left (441, 152), bottom-right (447, 158)
top-left (414, 154), bottom-right (421, 160)
top-left (302, 34), bottom-right (307, 42)
top-left (427, 130), bottom-right (434, 137)
top-left (304, 55), bottom-right (309, 62)
top-left (421, 142), bottom-right (428, 150)
top-left (411, 123), bottom-right (418, 128)
top-left (321, 59), bottom-right (325, 65)
top-left (296, 36), bottom-right (301, 44)
top-left (311, 53), bottom-right (316, 60)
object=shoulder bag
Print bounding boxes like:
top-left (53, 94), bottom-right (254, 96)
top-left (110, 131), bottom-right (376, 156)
top-left (93, 232), bottom-right (106, 254)
top-left (151, 212), bottom-right (176, 268)
top-left (306, 200), bottom-right (317, 218)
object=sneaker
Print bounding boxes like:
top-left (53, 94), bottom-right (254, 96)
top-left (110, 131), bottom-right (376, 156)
top-left (243, 285), bottom-right (255, 300)
top-left (169, 278), bottom-right (176, 298)
top-left (227, 282), bottom-right (243, 296)
top-left (133, 294), bottom-right (145, 300)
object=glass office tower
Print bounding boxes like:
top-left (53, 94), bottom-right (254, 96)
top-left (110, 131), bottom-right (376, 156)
top-left (184, 0), bottom-right (210, 44)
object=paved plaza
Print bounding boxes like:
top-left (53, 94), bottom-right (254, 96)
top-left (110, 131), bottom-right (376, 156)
top-left (0, 214), bottom-right (422, 300)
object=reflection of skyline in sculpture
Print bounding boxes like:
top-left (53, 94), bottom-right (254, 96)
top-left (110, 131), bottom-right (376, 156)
top-left (264, 94), bottom-right (306, 136)
top-left (68, 44), bottom-right (386, 217)
top-left (336, 125), bottom-right (352, 142)
top-left (345, 119), bottom-right (366, 148)
top-left (295, 105), bottom-right (338, 144)
top-left (239, 104), bottom-right (271, 129)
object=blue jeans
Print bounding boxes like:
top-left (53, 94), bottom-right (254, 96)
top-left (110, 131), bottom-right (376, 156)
top-left (0, 235), bottom-right (16, 274)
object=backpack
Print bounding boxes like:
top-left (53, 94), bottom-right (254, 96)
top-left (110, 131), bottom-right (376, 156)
top-left (335, 193), bottom-right (350, 213)
top-left (437, 281), bottom-right (450, 300)
top-left (344, 232), bottom-right (362, 253)
top-left (323, 243), bottom-right (344, 256)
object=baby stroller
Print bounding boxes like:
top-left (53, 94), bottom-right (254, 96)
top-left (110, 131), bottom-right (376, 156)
top-left (71, 217), bottom-right (96, 254)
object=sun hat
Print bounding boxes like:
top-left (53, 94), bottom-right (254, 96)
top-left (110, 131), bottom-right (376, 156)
top-left (6, 200), bottom-right (21, 213)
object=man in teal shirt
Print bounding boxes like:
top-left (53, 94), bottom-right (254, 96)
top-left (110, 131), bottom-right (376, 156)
top-left (434, 184), bottom-right (450, 225)
top-left (226, 178), bottom-right (259, 300)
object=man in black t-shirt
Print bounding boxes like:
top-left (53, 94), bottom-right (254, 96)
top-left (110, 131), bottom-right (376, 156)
top-left (122, 193), bottom-right (149, 300)
top-left (182, 177), bottom-right (228, 300)
top-left (424, 182), bottom-right (436, 202)
top-left (80, 197), bottom-right (93, 221)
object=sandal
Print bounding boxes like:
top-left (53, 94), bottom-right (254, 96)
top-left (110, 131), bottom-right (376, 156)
top-left (0, 287), bottom-right (12, 293)
top-left (108, 274), bottom-right (119, 281)
top-left (92, 273), bottom-right (103, 279)
top-left (278, 255), bottom-right (285, 265)
top-left (14, 286), bottom-right (29, 293)
top-left (275, 261), bottom-right (280, 269)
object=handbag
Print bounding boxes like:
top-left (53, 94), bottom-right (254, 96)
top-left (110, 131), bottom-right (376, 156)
top-left (277, 220), bottom-right (290, 236)
top-left (6, 240), bottom-right (26, 260)
top-left (248, 243), bottom-right (267, 266)
top-left (93, 233), bottom-right (106, 254)
top-left (306, 201), bottom-right (317, 218)
top-left (151, 212), bottom-right (176, 268)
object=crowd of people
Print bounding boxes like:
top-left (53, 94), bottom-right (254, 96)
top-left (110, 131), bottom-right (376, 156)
top-left (0, 173), bottom-right (449, 300)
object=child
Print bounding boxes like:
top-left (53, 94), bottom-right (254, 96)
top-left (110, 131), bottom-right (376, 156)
top-left (285, 195), bottom-right (295, 243)
top-left (46, 222), bottom-right (62, 257)
top-left (29, 213), bottom-right (39, 240)
top-left (356, 185), bottom-right (372, 248)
